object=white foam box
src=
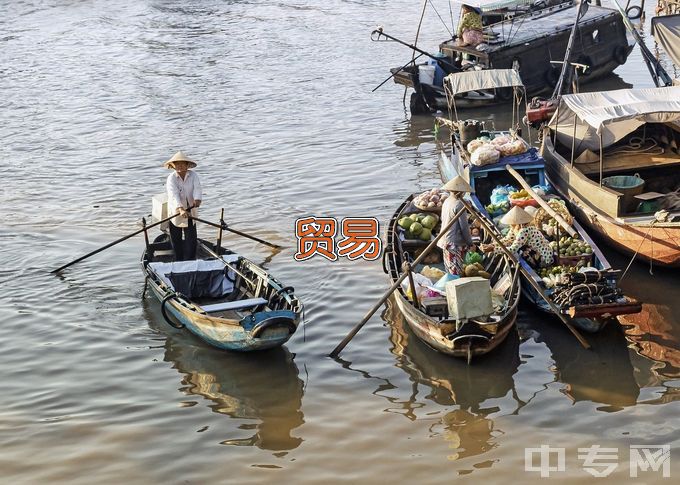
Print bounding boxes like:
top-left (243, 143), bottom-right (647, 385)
top-left (445, 276), bottom-right (493, 320)
top-left (152, 193), bottom-right (169, 232)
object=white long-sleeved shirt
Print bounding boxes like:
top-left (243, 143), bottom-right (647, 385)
top-left (166, 170), bottom-right (202, 227)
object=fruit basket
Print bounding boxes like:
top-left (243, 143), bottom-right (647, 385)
top-left (556, 253), bottom-right (593, 267)
top-left (413, 189), bottom-right (449, 212)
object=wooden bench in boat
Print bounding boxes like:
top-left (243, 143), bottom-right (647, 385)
top-left (200, 298), bottom-right (268, 313)
top-left (576, 152), bottom-right (680, 176)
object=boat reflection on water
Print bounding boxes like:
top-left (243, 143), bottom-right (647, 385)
top-left (620, 303), bottom-right (680, 404)
top-left (381, 297), bottom-right (521, 462)
top-left (157, 315), bottom-right (305, 451)
top-left (520, 309), bottom-right (640, 410)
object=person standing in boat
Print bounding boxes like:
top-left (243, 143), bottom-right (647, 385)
top-left (437, 176), bottom-right (475, 276)
top-left (164, 151), bottom-right (202, 261)
top-left (457, 5), bottom-right (484, 47)
top-left (481, 206), bottom-right (554, 268)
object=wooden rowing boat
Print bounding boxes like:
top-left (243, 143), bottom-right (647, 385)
top-left (383, 194), bottom-right (521, 362)
top-left (141, 233), bottom-right (302, 351)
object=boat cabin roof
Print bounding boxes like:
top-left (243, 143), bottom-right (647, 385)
top-left (457, 0), bottom-right (537, 12)
top-left (551, 86), bottom-right (680, 152)
top-left (445, 4), bottom-right (616, 54)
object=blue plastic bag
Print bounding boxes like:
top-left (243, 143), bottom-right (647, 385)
top-left (490, 185), bottom-right (517, 205)
top-left (434, 273), bottom-right (460, 292)
top-left (531, 184), bottom-right (552, 196)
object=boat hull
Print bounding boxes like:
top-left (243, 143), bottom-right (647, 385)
top-left (147, 278), bottom-right (297, 351)
top-left (142, 236), bottom-right (301, 351)
top-left (384, 194), bottom-right (520, 360)
top-left (541, 137), bottom-right (680, 268)
top-left (393, 291), bottom-right (517, 358)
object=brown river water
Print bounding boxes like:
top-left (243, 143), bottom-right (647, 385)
top-left (1, 1), bottom-right (678, 483)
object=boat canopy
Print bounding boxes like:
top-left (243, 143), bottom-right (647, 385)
top-left (550, 86), bottom-right (680, 152)
top-left (652, 14), bottom-right (680, 68)
top-left (444, 69), bottom-right (523, 96)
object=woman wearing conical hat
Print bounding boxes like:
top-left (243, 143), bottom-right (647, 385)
top-left (164, 151), bottom-right (202, 261)
top-left (437, 176), bottom-right (475, 276)
top-left (481, 206), bottom-right (554, 268)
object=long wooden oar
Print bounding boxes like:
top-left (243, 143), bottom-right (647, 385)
top-left (460, 198), bottom-right (590, 349)
top-left (52, 210), bottom-right (189, 274)
top-left (505, 164), bottom-right (576, 237)
top-left (190, 216), bottom-right (282, 249)
top-left (330, 206), bottom-right (466, 358)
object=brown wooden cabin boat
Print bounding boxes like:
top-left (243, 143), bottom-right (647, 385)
top-left (383, 194), bottom-right (521, 362)
top-left (541, 86), bottom-right (680, 267)
top-left (392, 1), bottom-right (632, 113)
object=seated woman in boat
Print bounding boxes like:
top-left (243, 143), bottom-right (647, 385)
top-left (437, 176), bottom-right (476, 276)
top-left (164, 151), bottom-right (202, 261)
top-left (482, 206), bottom-right (554, 268)
top-left (457, 5), bottom-right (484, 47)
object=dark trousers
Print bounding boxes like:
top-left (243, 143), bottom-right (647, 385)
top-left (169, 219), bottom-right (197, 261)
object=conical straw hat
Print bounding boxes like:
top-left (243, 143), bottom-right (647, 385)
top-left (441, 175), bottom-right (473, 193)
top-left (500, 206), bottom-right (533, 225)
top-left (163, 151), bottom-right (197, 169)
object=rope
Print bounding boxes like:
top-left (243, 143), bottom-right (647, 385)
top-left (428, 0), bottom-right (453, 38)
top-left (605, 136), bottom-right (664, 156)
top-left (619, 220), bottom-right (657, 282)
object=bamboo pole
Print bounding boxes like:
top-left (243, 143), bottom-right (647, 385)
top-left (505, 164), bottom-right (577, 237)
top-left (461, 198), bottom-right (590, 349)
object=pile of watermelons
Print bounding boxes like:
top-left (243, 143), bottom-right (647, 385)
top-left (398, 212), bottom-right (438, 241)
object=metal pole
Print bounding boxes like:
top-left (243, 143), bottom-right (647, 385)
top-left (142, 217), bottom-right (150, 252)
top-left (216, 208), bottom-right (225, 254)
top-left (570, 114), bottom-right (577, 166)
top-left (599, 132), bottom-right (604, 186)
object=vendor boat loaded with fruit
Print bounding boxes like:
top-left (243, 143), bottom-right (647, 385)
top-left (437, 69), bottom-right (641, 332)
top-left (383, 187), bottom-right (521, 362)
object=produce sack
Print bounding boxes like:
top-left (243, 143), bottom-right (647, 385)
top-left (467, 138), bottom-right (489, 154)
top-left (470, 147), bottom-right (500, 166)
top-left (490, 135), bottom-right (512, 147)
top-left (420, 265), bottom-right (445, 282)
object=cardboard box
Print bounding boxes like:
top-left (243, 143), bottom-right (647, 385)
top-left (152, 193), bottom-right (169, 233)
top-left (446, 277), bottom-right (493, 320)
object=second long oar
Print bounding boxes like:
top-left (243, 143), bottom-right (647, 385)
top-left (190, 216), bottom-right (282, 249)
top-left (460, 198), bottom-right (590, 349)
top-left (330, 206), bottom-right (466, 358)
top-left (52, 209), bottom-right (190, 274)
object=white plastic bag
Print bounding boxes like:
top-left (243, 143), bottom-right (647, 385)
top-left (401, 273), bottom-right (433, 300)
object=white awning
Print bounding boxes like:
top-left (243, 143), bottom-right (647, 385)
top-left (652, 14), bottom-right (680, 67)
top-left (444, 69), bottom-right (524, 96)
top-left (549, 86), bottom-right (680, 152)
